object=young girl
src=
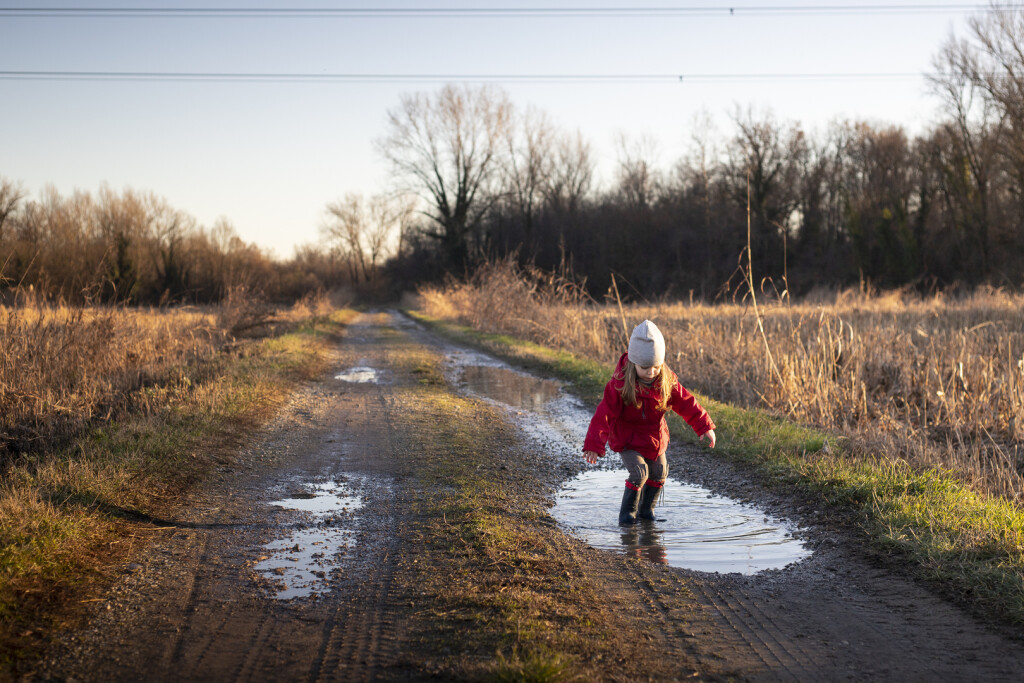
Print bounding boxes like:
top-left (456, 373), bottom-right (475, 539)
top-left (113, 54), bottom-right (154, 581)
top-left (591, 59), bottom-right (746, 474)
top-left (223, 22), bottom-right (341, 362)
top-left (583, 320), bottom-right (716, 524)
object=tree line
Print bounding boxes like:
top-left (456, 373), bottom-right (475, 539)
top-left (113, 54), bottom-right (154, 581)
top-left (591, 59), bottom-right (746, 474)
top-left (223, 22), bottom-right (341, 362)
top-left (5, 5), bottom-right (1024, 305)
top-left (0, 182), bottom-right (324, 305)
top-left (379, 6), bottom-right (1024, 299)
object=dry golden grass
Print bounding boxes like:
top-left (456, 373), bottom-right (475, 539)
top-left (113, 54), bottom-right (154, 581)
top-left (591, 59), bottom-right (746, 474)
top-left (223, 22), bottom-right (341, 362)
top-left (0, 294), bottom-right (345, 672)
top-left (0, 289), bottom-right (337, 463)
top-left (419, 260), bottom-right (1024, 500)
top-left (0, 304), bottom-right (226, 460)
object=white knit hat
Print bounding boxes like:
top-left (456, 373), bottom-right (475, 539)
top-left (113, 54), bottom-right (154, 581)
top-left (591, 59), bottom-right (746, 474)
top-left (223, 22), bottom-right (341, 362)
top-left (627, 320), bottom-right (665, 367)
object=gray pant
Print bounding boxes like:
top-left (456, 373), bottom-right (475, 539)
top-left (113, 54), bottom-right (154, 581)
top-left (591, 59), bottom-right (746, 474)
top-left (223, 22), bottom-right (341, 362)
top-left (619, 449), bottom-right (667, 489)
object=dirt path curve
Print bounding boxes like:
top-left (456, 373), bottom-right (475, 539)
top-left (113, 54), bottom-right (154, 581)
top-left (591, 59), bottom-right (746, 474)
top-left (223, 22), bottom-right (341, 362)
top-left (35, 311), bottom-right (1024, 682)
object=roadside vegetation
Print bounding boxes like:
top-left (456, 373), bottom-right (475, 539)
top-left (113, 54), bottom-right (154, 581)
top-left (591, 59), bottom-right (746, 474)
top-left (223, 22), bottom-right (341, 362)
top-left (413, 259), bottom-right (1024, 626)
top-left (0, 292), bottom-right (351, 672)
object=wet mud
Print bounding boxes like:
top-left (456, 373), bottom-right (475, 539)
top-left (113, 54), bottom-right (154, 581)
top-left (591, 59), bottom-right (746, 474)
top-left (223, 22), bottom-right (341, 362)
top-left (254, 479), bottom-right (364, 600)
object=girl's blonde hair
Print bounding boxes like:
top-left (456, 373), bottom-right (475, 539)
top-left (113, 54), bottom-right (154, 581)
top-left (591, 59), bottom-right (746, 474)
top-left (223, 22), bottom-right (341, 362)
top-left (617, 361), bottom-right (672, 413)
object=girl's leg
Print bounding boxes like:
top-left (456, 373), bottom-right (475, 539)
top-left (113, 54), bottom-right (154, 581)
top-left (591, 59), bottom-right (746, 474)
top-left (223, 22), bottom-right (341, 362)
top-left (619, 449), bottom-right (650, 489)
top-left (617, 450), bottom-right (648, 524)
top-left (647, 453), bottom-right (667, 484)
top-left (638, 453), bottom-right (668, 521)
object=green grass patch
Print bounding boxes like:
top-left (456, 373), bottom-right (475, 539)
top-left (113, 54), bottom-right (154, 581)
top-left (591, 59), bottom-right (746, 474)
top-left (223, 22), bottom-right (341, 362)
top-left (408, 309), bottom-right (1024, 628)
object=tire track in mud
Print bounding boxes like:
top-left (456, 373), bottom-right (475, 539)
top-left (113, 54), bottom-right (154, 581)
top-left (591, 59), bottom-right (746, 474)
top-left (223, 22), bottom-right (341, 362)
top-left (684, 577), bottom-right (818, 680)
top-left (306, 366), bottom-right (406, 683)
top-left (161, 530), bottom-right (216, 673)
top-left (308, 557), bottom-right (399, 683)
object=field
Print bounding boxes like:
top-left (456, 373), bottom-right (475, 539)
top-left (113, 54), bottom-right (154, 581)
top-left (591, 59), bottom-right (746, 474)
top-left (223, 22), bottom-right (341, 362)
top-left (4, 293), bottom-right (1024, 678)
top-left (418, 259), bottom-right (1024, 501)
top-left (0, 292), bottom-right (343, 668)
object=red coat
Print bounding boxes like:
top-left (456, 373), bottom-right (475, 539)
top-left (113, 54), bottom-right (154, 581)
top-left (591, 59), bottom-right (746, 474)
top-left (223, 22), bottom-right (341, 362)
top-left (583, 353), bottom-right (715, 461)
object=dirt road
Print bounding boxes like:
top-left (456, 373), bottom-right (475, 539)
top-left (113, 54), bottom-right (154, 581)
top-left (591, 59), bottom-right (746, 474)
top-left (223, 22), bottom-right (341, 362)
top-left (35, 312), bottom-right (1024, 681)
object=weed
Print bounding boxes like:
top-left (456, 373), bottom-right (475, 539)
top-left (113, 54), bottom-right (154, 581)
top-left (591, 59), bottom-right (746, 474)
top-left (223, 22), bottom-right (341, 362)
top-left (487, 649), bottom-right (577, 682)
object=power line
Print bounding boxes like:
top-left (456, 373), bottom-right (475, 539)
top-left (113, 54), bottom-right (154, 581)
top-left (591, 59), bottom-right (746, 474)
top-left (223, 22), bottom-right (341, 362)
top-left (0, 4), bottom-right (1018, 17)
top-left (0, 70), bottom-right (936, 83)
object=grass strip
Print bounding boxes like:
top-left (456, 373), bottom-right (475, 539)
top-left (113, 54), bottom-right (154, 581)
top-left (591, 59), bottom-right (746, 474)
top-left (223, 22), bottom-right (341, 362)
top-left (381, 337), bottom-right (671, 681)
top-left (0, 309), bottom-right (357, 674)
top-left (407, 310), bottom-right (1024, 628)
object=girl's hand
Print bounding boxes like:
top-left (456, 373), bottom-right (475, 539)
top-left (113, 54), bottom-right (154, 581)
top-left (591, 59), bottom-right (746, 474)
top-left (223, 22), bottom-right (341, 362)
top-left (583, 450), bottom-right (601, 464)
top-left (701, 429), bottom-right (717, 449)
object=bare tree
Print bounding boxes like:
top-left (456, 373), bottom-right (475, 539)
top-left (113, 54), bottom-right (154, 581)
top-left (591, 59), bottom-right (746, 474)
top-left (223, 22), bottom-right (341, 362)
top-left (0, 177), bottom-right (24, 244)
top-left (500, 105), bottom-right (555, 253)
top-left (389, 194), bottom-right (418, 260)
top-left (726, 108), bottom-right (803, 279)
top-left (147, 194), bottom-right (195, 303)
top-left (376, 84), bottom-right (513, 268)
top-left (544, 129), bottom-right (594, 216)
top-left (929, 33), bottom-right (1000, 276)
top-left (614, 132), bottom-right (661, 213)
top-left (366, 194), bottom-right (400, 281)
top-left (324, 193), bottom-right (404, 284)
top-left (323, 194), bottom-right (370, 284)
top-left (964, 7), bottom-right (1024, 190)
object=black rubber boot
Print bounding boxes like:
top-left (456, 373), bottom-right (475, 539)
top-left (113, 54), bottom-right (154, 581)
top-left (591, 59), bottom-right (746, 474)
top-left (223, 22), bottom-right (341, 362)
top-left (618, 486), bottom-right (640, 525)
top-left (638, 484), bottom-right (662, 521)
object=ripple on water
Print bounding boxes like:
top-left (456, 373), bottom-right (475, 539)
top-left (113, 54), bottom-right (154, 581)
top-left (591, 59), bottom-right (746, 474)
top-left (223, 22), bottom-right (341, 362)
top-left (254, 481), bottom-right (364, 599)
top-left (552, 470), bottom-right (810, 574)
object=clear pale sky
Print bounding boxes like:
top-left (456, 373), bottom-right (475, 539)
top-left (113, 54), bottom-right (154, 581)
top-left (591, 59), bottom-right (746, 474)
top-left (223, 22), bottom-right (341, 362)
top-left (0, 1), bottom-right (982, 258)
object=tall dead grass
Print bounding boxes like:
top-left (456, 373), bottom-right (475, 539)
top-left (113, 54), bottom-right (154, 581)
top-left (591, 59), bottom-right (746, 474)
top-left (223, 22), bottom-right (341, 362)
top-left (0, 304), bottom-right (225, 461)
top-left (0, 289), bottom-right (335, 463)
top-left (418, 260), bottom-right (1024, 500)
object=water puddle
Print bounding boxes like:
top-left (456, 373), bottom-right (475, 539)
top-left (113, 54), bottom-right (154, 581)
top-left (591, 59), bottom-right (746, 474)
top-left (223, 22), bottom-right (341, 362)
top-left (459, 364), bottom-right (562, 411)
top-left (254, 481), bottom-right (364, 599)
top-left (335, 366), bottom-right (382, 383)
top-left (440, 341), bottom-right (812, 574)
top-left (444, 350), bottom-right (587, 449)
top-left (552, 470), bottom-right (810, 574)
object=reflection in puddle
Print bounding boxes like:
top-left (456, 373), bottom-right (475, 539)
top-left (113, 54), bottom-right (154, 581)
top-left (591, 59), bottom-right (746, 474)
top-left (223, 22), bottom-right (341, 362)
top-left (254, 481), bottom-right (363, 599)
top-left (552, 470), bottom-right (810, 574)
top-left (459, 365), bottom-right (562, 411)
top-left (444, 351), bottom-right (588, 456)
top-left (335, 366), bottom-right (381, 383)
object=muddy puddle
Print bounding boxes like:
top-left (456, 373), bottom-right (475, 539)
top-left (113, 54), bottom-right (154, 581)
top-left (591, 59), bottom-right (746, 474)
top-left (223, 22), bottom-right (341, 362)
top-left (335, 365), bottom-right (383, 383)
top-left (552, 470), bottom-right (810, 573)
top-left (254, 481), bottom-right (364, 599)
top-left (442, 343), bottom-right (810, 574)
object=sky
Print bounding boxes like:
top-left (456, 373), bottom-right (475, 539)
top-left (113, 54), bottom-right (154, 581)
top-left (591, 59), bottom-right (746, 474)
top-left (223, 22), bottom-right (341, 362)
top-left (0, 1), bottom-right (988, 258)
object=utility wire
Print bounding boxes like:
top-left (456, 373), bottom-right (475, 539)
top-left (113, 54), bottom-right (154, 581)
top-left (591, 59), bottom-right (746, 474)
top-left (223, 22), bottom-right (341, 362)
top-left (0, 4), bottom-right (1019, 17)
top-left (0, 70), bottom-right (936, 82)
